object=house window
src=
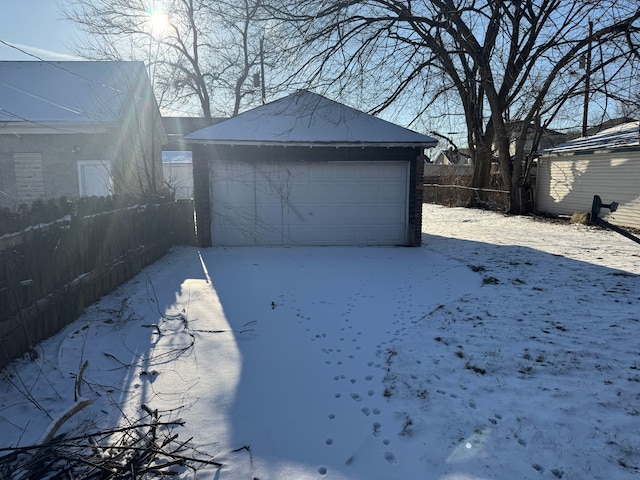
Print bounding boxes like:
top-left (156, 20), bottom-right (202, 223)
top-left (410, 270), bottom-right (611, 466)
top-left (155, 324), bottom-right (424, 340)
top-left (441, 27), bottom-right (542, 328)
top-left (14, 153), bottom-right (44, 204)
top-left (77, 160), bottom-right (112, 197)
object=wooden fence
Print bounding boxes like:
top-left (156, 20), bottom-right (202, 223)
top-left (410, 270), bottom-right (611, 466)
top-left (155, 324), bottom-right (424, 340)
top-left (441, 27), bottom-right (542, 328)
top-left (0, 200), bottom-right (196, 369)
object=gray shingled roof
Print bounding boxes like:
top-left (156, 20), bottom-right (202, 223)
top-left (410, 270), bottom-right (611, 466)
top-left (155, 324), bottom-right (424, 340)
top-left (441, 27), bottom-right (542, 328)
top-left (544, 121), bottom-right (640, 154)
top-left (0, 61), bottom-right (148, 125)
top-left (186, 90), bottom-right (437, 147)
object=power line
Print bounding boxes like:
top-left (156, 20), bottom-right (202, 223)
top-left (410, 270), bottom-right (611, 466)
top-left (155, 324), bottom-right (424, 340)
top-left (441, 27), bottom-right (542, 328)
top-left (0, 39), bottom-right (160, 129)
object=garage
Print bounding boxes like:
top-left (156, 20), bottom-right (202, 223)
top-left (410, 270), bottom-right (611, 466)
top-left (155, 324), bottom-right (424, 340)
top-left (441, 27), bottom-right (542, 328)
top-left (187, 90), bottom-right (436, 247)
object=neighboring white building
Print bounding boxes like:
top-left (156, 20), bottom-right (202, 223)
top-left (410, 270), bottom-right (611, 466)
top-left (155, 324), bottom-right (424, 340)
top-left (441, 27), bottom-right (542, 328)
top-left (536, 121), bottom-right (640, 229)
top-left (162, 151), bottom-right (193, 200)
top-left (161, 117), bottom-right (223, 200)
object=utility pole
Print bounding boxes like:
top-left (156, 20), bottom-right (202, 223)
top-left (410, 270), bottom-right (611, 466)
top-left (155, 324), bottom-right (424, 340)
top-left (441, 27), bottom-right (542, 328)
top-left (260, 37), bottom-right (266, 104)
top-left (582, 20), bottom-right (593, 137)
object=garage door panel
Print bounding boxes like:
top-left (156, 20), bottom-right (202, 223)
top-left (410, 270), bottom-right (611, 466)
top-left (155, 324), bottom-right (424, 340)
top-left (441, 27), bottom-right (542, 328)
top-left (304, 182), bottom-right (404, 204)
top-left (212, 168), bottom-right (253, 203)
top-left (210, 159), bottom-right (409, 246)
top-left (306, 182), bottom-right (338, 199)
top-left (284, 225), bottom-right (404, 245)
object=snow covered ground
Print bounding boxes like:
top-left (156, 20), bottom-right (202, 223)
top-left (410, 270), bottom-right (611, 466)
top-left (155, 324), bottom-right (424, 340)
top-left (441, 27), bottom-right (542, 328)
top-left (1, 204), bottom-right (640, 479)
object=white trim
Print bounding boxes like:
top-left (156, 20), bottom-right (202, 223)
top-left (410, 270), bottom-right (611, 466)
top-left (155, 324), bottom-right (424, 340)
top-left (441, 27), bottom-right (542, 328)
top-left (188, 140), bottom-right (435, 148)
top-left (0, 122), bottom-right (112, 135)
top-left (77, 160), bottom-right (113, 197)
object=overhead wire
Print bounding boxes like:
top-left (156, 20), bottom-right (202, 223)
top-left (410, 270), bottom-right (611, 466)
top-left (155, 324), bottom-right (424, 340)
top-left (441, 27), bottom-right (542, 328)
top-left (0, 38), bottom-right (159, 129)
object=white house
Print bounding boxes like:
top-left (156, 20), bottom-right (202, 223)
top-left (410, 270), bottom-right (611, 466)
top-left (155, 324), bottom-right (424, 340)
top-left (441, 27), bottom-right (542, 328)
top-left (536, 121), bottom-right (640, 229)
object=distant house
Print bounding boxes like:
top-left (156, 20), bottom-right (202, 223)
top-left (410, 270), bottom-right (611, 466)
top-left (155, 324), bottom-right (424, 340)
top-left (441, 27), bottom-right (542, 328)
top-left (186, 90), bottom-right (437, 247)
top-left (429, 148), bottom-right (472, 166)
top-left (424, 148), bottom-right (473, 180)
top-left (536, 121), bottom-right (640, 229)
top-left (503, 121), bottom-right (568, 158)
top-left (0, 61), bottom-right (167, 209)
top-left (161, 117), bottom-right (222, 200)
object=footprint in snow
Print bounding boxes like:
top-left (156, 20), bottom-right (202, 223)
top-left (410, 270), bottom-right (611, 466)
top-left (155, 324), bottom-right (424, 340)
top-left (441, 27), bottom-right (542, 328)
top-left (384, 452), bottom-right (397, 464)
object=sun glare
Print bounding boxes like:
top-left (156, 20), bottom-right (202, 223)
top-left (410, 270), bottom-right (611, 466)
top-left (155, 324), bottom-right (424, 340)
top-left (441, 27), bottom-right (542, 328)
top-left (146, 7), bottom-right (169, 35)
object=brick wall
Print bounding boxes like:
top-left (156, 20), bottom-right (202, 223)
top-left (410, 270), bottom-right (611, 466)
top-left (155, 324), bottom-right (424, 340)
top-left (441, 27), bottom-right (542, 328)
top-left (408, 150), bottom-right (425, 246)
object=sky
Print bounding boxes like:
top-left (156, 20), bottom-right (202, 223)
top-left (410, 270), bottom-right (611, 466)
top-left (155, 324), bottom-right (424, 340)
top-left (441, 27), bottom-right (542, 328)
top-left (0, 1), bottom-right (82, 61)
top-left (0, 2), bottom-right (627, 140)
top-left (1, 204), bottom-right (639, 479)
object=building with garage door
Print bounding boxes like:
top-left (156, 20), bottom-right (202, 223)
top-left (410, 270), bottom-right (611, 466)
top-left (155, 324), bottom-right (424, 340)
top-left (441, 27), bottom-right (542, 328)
top-left (186, 90), bottom-right (437, 247)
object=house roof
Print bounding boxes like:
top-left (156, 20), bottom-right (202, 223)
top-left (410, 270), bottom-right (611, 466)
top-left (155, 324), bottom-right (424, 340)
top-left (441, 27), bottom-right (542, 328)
top-left (584, 117), bottom-right (636, 137)
top-left (504, 120), bottom-right (566, 138)
top-left (0, 61), bottom-right (152, 131)
top-left (162, 116), bottom-right (224, 151)
top-left (432, 149), bottom-right (472, 166)
top-left (162, 117), bottom-right (225, 136)
top-left (186, 90), bottom-right (437, 147)
top-left (544, 121), bottom-right (640, 155)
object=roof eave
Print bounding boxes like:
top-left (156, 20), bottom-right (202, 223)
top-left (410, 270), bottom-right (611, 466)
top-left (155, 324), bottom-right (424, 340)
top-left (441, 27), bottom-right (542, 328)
top-left (186, 139), bottom-right (437, 148)
top-left (0, 121), bottom-right (114, 135)
top-left (543, 144), bottom-right (640, 157)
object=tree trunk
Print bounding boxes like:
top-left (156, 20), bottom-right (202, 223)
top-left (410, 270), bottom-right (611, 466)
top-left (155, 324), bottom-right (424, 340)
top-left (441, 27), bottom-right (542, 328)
top-left (471, 148), bottom-right (492, 189)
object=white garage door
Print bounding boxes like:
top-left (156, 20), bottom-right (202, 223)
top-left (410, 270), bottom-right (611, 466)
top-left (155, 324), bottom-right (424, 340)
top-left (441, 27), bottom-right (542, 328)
top-left (210, 159), bottom-right (409, 246)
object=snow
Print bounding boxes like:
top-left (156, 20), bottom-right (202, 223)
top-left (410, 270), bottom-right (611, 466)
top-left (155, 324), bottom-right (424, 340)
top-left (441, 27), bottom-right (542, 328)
top-left (2, 204), bottom-right (640, 479)
top-left (544, 121), bottom-right (640, 154)
top-left (186, 90), bottom-right (437, 147)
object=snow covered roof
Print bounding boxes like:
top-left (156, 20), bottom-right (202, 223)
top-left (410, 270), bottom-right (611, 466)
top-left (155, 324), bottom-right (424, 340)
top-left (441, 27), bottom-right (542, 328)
top-left (0, 61), bottom-right (150, 128)
top-left (186, 90), bottom-right (437, 147)
top-left (544, 121), bottom-right (640, 155)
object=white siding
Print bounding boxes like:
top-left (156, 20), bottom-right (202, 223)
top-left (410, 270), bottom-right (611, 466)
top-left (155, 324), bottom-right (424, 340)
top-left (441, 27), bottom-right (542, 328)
top-left (536, 150), bottom-right (640, 229)
top-left (163, 153), bottom-right (194, 200)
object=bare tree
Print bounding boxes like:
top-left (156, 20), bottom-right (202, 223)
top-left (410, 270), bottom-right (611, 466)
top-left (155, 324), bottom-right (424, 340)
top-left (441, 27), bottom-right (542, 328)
top-left (267, 0), bottom-right (640, 212)
top-left (63, 0), bottom-right (282, 119)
